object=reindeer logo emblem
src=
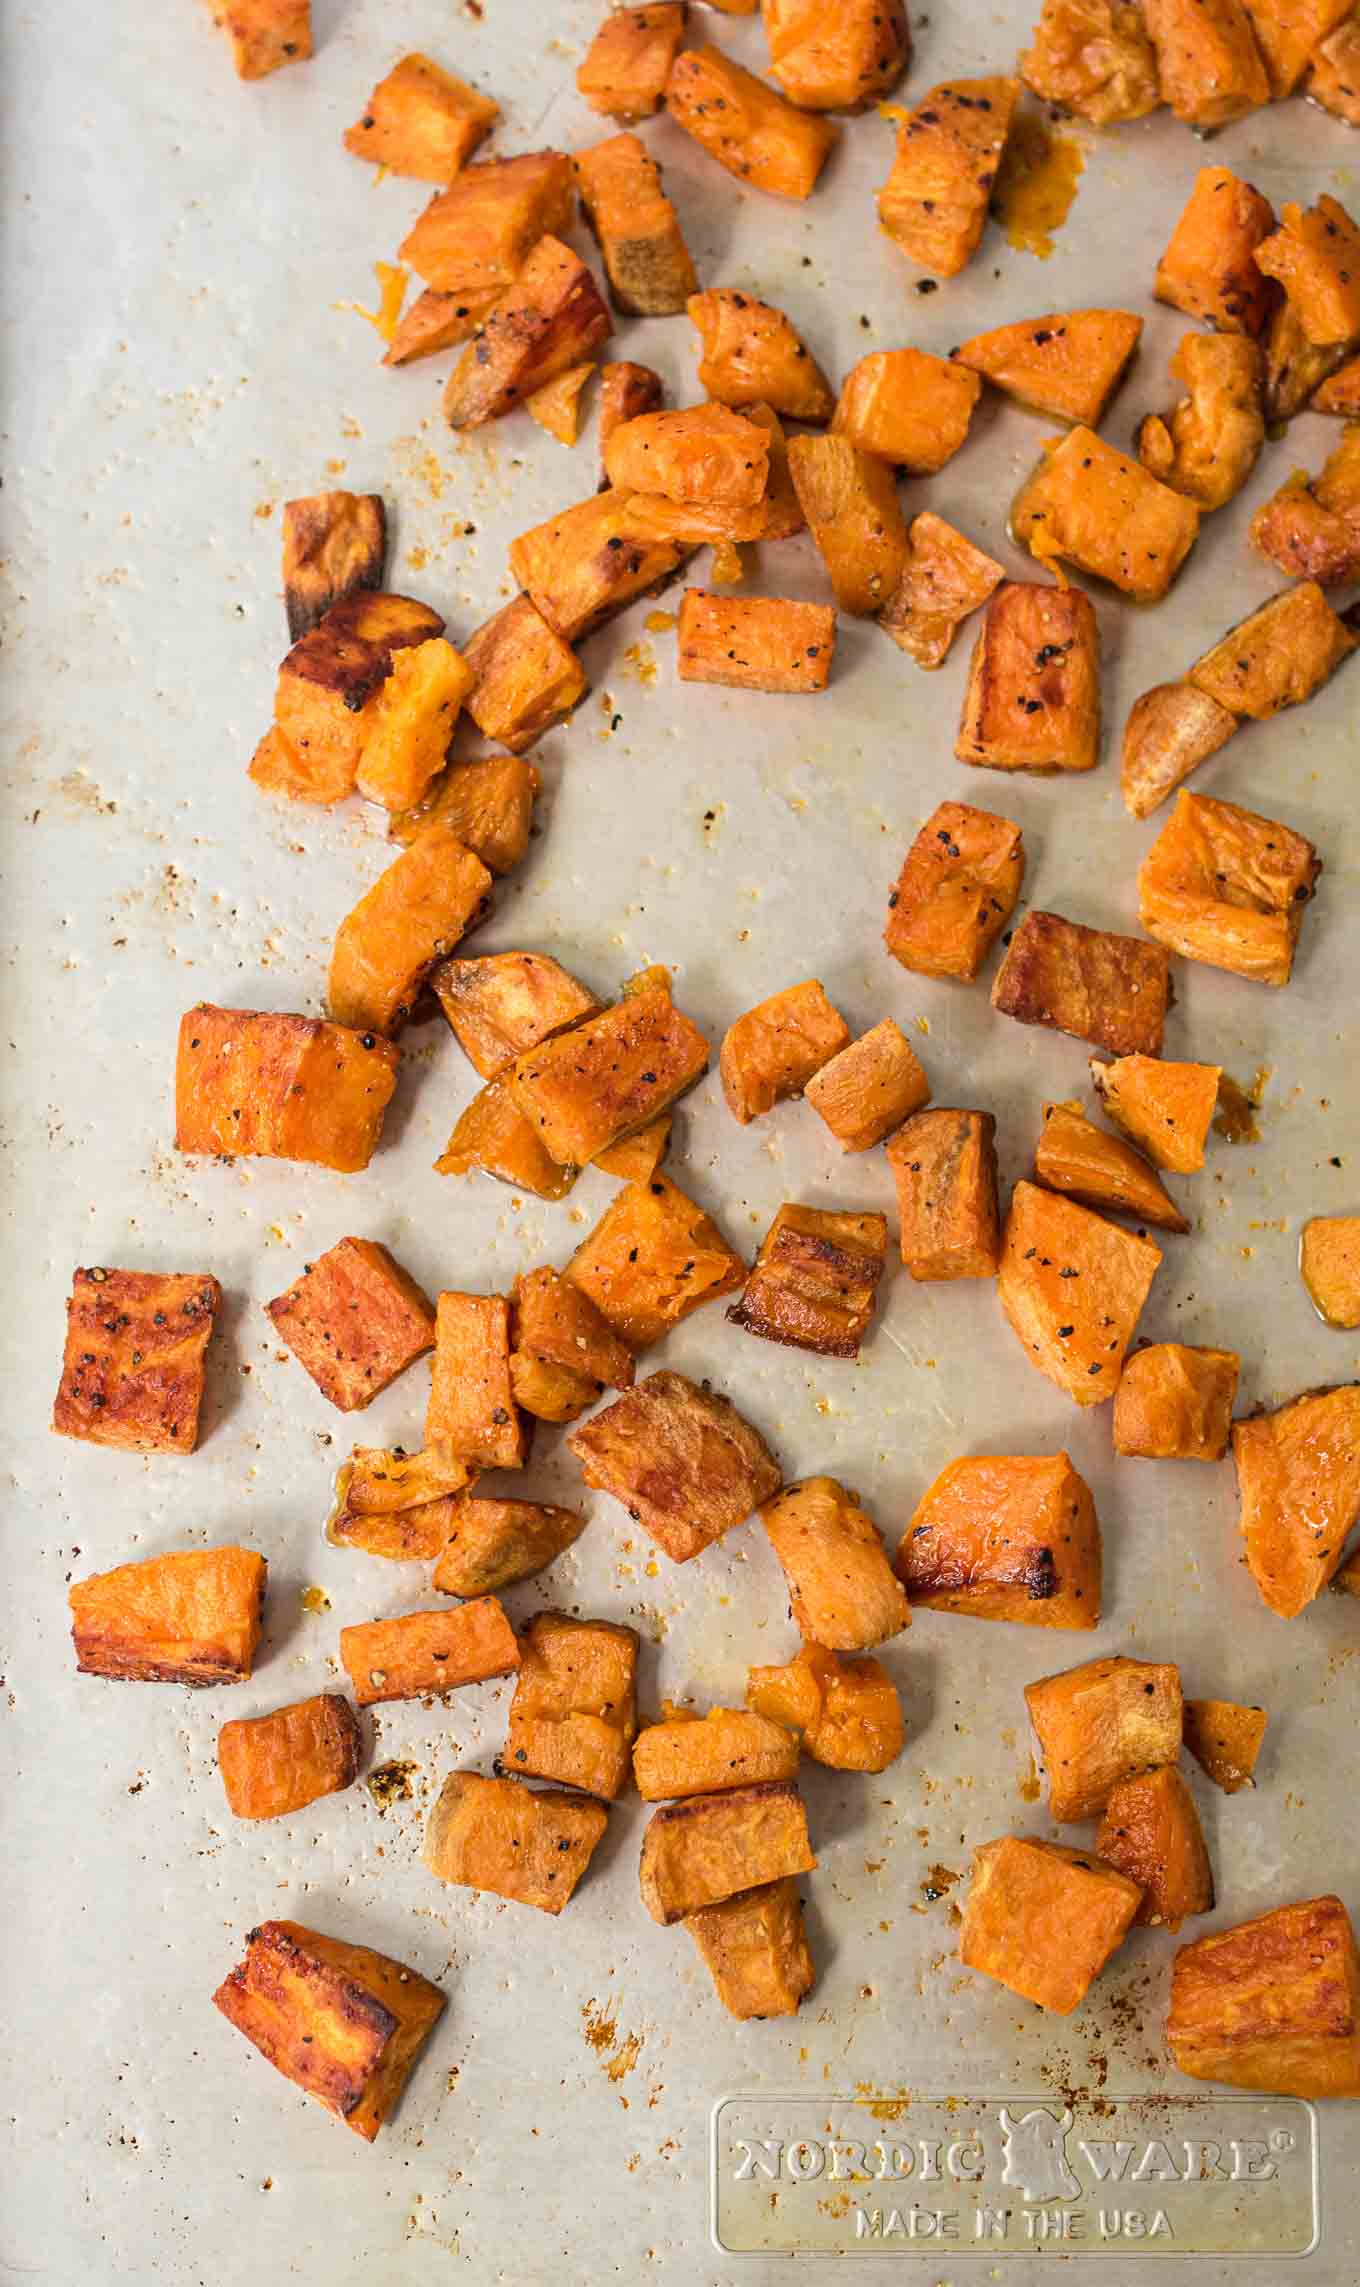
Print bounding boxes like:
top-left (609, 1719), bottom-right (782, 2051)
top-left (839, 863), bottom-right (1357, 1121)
top-left (999, 2106), bottom-right (1081, 2203)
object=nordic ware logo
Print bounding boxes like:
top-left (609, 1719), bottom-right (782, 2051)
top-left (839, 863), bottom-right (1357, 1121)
top-left (999, 2105), bottom-right (1083, 2203)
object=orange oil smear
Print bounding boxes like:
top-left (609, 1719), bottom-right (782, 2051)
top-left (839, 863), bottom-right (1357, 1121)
top-left (644, 610), bottom-right (677, 633)
top-left (991, 116), bottom-right (1084, 259)
top-left (340, 261), bottom-right (409, 344)
top-left (709, 540), bottom-right (745, 586)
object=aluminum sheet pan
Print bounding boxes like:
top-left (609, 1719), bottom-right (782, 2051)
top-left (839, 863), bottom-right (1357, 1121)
top-left (2, 1), bottom-right (1359, 2281)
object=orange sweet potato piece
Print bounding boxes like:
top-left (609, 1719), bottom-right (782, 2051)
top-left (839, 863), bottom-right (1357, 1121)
top-left (339, 1597), bottom-right (520, 1708)
top-left (992, 911), bottom-right (1171, 1056)
top-left (52, 1268), bottom-right (220, 1455)
top-left (462, 595), bottom-right (588, 754)
top-left (354, 638), bottom-right (475, 814)
top-left (897, 1451), bottom-right (1101, 1629)
top-left (568, 1369), bottom-right (781, 1562)
top-left (720, 979), bottom-right (849, 1123)
top-left (760, 1476), bottom-right (909, 1648)
top-left (881, 513), bottom-right (1003, 671)
top-left (213, 1921), bottom-right (444, 2140)
top-left (265, 1239), bottom-right (435, 1413)
top-left (281, 492), bottom-right (386, 643)
top-left (433, 952), bottom-right (597, 1080)
top-left (1137, 334), bottom-right (1265, 512)
top-left (1114, 1342), bottom-right (1240, 1460)
top-left (1090, 1054), bottom-right (1221, 1174)
top-left (526, 359), bottom-right (596, 445)
top-left (1096, 1766), bottom-right (1213, 1931)
top-left (1302, 1215), bottom-right (1360, 1328)
top-left (1012, 427), bottom-right (1200, 601)
top-left (1119, 681), bottom-right (1240, 819)
top-left (384, 285), bottom-right (503, 367)
top-left (1233, 1384), bottom-right (1360, 1616)
top-left (1143, 0), bottom-right (1270, 123)
top-left (574, 131), bottom-right (696, 317)
top-left (762, 0), bottom-right (911, 110)
top-left (1183, 1696), bottom-right (1267, 1792)
top-left (640, 1779), bottom-right (816, 1922)
top-left (604, 403), bottom-right (771, 512)
top-left (213, 0), bottom-right (311, 79)
top-left (1036, 1098), bottom-right (1188, 1233)
top-left (510, 1264), bottom-right (634, 1422)
top-left (1266, 299), bottom-right (1348, 421)
top-left (566, 1174), bottom-right (745, 1347)
top-left (70, 1546), bottom-right (266, 1686)
top-left (686, 1877), bottom-right (815, 2020)
top-left (960, 1835), bottom-right (1142, 2013)
top-left (594, 1112), bottom-right (670, 1183)
top-left (676, 590), bottom-right (835, 694)
top-left (423, 1772), bottom-right (607, 1914)
top-left (954, 309), bottom-right (1142, 427)
top-left (393, 751), bottom-right (541, 873)
top-left (1309, 10), bottom-right (1360, 121)
top-left (426, 1292), bottom-right (525, 1467)
top-left (265, 593), bottom-right (444, 806)
top-left (1242, 0), bottom-right (1353, 91)
top-left (400, 151), bottom-right (576, 293)
top-left (956, 583), bottom-right (1101, 775)
top-left (435, 1073), bottom-right (577, 1200)
top-left (328, 829), bottom-right (491, 1036)
top-left (786, 433), bottom-right (908, 615)
top-left (432, 1496), bottom-right (585, 1596)
top-left (688, 289), bottom-right (834, 422)
top-left (1138, 789), bottom-right (1322, 987)
top-left (174, 1005), bottom-right (399, 1172)
top-left (877, 77), bottom-right (1020, 278)
top-left (887, 1108), bottom-right (1000, 1281)
top-left (831, 350), bottom-right (979, 472)
top-left (599, 358), bottom-right (664, 464)
top-left (1019, 0), bottom-right (1161, 121)
top-left (509, 489), bottom-right (688, 644)
top-left (665, 45), bottom-right (837, 199)
top-left (749, 1642), bottom-right (904, 1770)
top-left (326, 1443), bottom-right (476, 1563)
top-left (1251, 421), bottom-right (1360, 585)
top-left (1025, 1653), bottom-right (1183, 1821)
top-left (999, 1181), bottom-right (1162, 1406)
top-left (633, 1707), bottom-right (800, 1800)
top-left (344, 53), bottom-right (498, 182)
top-left (444, 236), bottom-right (611, 428)
top-left (510, 986), bottom-right (709, 1165)
top-left (884, 800), bottom-right (1023, 980)
top-left (804, 1019), bottom-right (929, 1150)
top-left (219, 1694), bottom-right (361, 1821)
top-left (1155, 168), bottom-right (1277, 339)
top-left (1189, 582), bottom-right (1357, 720)
top-left (504, 1612), bottom-right (638, 1800)
top-left (1168, 1895), bottom-right (1360, 2097)
top-left (1256, 195), bottom-right (1360, 347)
top-left (578, 3), bottom-right (688, 120)
top-left (729, 1206), bottom-right (887, 1362)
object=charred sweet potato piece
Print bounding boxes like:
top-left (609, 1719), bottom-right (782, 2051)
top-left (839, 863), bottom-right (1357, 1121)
top-left (213, 1921), bottom-right (443, 2140)
top-left (425, 1292), bottom-right (525, 1467)
top-left (574, 132), bottom-right (696, 318)
top-left (175, 1005), bottom-right (398, 1172)
top-left (1309, 10), bottom-right (1360, 120)
top-left (1233, 1384), bottom-right (1360, 1616)
top-left (462, 595), bottom-right (588, 755)
top-left (1266, 300), bottom-right (1348, 422)
top-left (1168, 1896), bottom-right (1360, 2097)
top-left (70, 1546), bottom-right (266, 1686)
top-left (1137, 334), bottom-right (1264, 512)
top-left (354, 639), bottom-right (475, 814)
top-left (762, 0), bottom-right (910, 108)
top-left (219, 1695), bottom-right (361, 1822)
top-left (686, 1877), bottom-right (814, 2019)
top-left (604, 403), bottom-right (771, 512)
top-left (960, 1836), bottom-right (1142, 2013)
top-left (510, 986), bottom-right (709, 1165)
top-left (339, 1598), bottom-right (520, 1708)
top-left (1096, 1766), bottom-right (1213, 1931)
top-left (730, 1207), bottom-right (888, 1362)
top-left (1189, 582), bottom-right (1357, 721)
top-left (52, 1267), bottom-right (220, 1455)
top-left (1114, 1342), bottom-right (1239, 1461)
top-left (504, 1613), bottom-right (638, 1800)
top-left (567, 1174), bottom-right (744, 1348)
top-left (1183, 1697), bottom-right (1267, 1792)
top-left (213, 0), bottom-right (311, 78)
top-left (1302, 1216), bottom-right (1360, 1328)
top-left (760, 1476), bottom-right (909, 1648)
top-left (1036, 1098), bottom-right (1188, 1233)
top-left (265, 1240), bottom-right (435, 1413)
top-left (804, 1019), bottom-right (929, 1151)
top-left (887, 1108), bottom-right (1000, 1281)
top-left (687, 288), bottom-right (834, 422)
top-left (877, 77), bottom-right (1020, 278)
top-left (1120, 682), bottom-right (1239, 820)
top-left (328, 829), bottom-right (491, 1037)
top-left (1251, 422), bottom-right (1360, 585)
top-left (433, 952), bottom-right (597, 1079)
top-left (992, 911), bottom-right (1171, 1056)
top-left (265, 593), bottom-right (445, 806)
top-left (400, 151), bottom-right (576, 292)
top-left (568, 1369), bottom-right (781, 1562)
top-left (884, 799), bottom-right (1023, 980)
top-left (831, 350), bottom-right (979, 473)
top-left (599, 359), bottom-right (664, 464)
top-left (1019, 0), bottom-right (1161, 121)
top-left (956, 583), bottom-right (1101, 775)
top-left (344, 54), bottom-right (498, 183)
top-left (432, 1496), bottom-right (584, 1596)
top-left (665, 45), bottom-right (837, 199)
top-left (1155, 167), bottom-right (1277, 338)
top-left (881, 514), bottom-right (1003, 671)
top-left (394, 751), bottom-right (540, 873)
top-left (326, 1443), bottom-right (476, 1563)
top-left (1242, 0), bottom-right (1353, 91)
top-left (578, 3), bottom-right (688, 120)
top-left (281, 493), bottom-right (385, 643)
top-left (1138, 789), bottom-right (1321, 987)
top-left (509, 490), bottom-right (687, 645)
top-left (720, 979), bottom-right (849, 1123)
top-left (897, 1452), bottom-right (1101, 1629)
top-left (510, 1265), bottom-right (634, 1421)
top-left (384, 285), bottom-right (503, 367)
top-left (999, 1181), bottom-right (1162, 1406)
top-left (424, 1772), bottom-right (606, 1913)
top-left (676, 590), bottom-right (836, 694)
top-left (444, 236), bottom-right (611, 429)
top-left (749, 1642), bottom-right (904, 1770)
top-left (786, 434), bottom-right (908, 615)
top-left (640, 1779), bottom-right (816, 1922)
top-left (1012, 427), bottom-right (1200, 601)
top-left (435, 1074), bottom-right (577, 1200)
top-left (1143, 0), bottom-right (1270, 123)
top-left (634, 1707), bottom-right (800, 1801)
top-left (1257, 195), bottom-right (1360, 348)
top-left (1026, 1654), bottom-right (1183, 1822)
top-left (1091, 1054), bottom-right (1221, 1174)
top-left (954, 310), bottom-right (1142, 427)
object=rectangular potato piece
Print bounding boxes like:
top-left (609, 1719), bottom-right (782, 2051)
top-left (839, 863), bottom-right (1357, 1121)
top-left (956, 582), bottom-right (1101, 774)
top-left (1096, 1765), bottom-right (1214, 1930)
top-left (720, 979), bottom-right (849, 1124)
top-left (214, 0), bottom-right (312, 79)
top-left (1138, 788), bottom-right (1321, 987)
top-left (640, 1779), bottom-right (816, 1923)
top-left (599, 359), bottom-right (665, 463)
top-left (1189, 582), bottom-right (1357, 720)
top-left (1020, 0), bottom-right (1162, 123)
top-left (1242, 0), bottom-right (1353, 95)
top-left (265, 1238), bottom-right (435, 1413)
top-left (953, 309), bottom-right (1143, 426)
top-left (566, 1174), bottom-right (745, 1347)
top-left (677, 590), bottom-right (836, 694)
top-left (1035, 1097), bottom-right (1188, 1232)
top-left (433, 952), bottom-right (597, 1080)
top-left (394, 751), bottom-right (541, 873)
top-left (877, 77), bottom-right (1020, 278)
top-left (52, 1267), bottom-right (220, 1454)
top-left (729, 1205), bottom-right (888, 1361)
top-left (1113, 1342), bottom-right (1239, 1460)
top-left (992, 910), bottom-right (1170, 1056)
top-left (400, 151), bottom-right (576, 293)
top-left (1025, 1653), bottom-right (1183, 1821)
top-left (886, 1108), bottom-right (1000, 1281)
top-left (897, 1451), bottom-right (1101, 1629)
top-left (881, 512), bottom-right (1004, 672)
top-left (960, 1835), bottom-right (1141, 2014)
top-left (633, 1707), bottom-right (800, 1801)
top-left (509, 985), bottom-right (709, 1164)
top-left (884, 799), bottom-right (1024, 981)
top-left (1183, 1696), bottom-right (1267, 1793)
top-left (354, 638), bottom-right (475, 815)
top-left (804, 1020), bottom-right (929, 1152)
top-left (267, 594), bottom-right (445, 807)
top-left (1255, 195), bottom-right (1360, 347)
top-left (423, 1772), bottom-right (607, 1914)
top-left (509, 489), bottom-right (688, 644)
top-left (1091, 1054), bottom-right (1221, 1173)
top-left (432, 1498), bottom-right (585, 1597)
top-left (326, 1443), bottom-right (476, 1563)
top-left (1232, 1383), bottom-right (1360, 1616)
top-left (604, 404), bottom-right (771, 512)
top-left (578, 3), bottom-right (688, 120)
top-left (686, 1877), bottom-right (814, 2019)
top-left (435, 1073), bottom-right (578, 1202)
top-left (327, 828), bottom-right (491, 1037)
top-left (218, 1694), bottom-right (361, 1821)
top-left (998, 1180), bottom-right (1162, 1406)
top-left (1143, 0), bottom-right (1270, 124)
top-left (665, 45), bottom-right (837, 200)
top-left (463, 595), bottom-right (589, 754)
top-left (69, 1546), bottom-right (266, 1686)
top-left (344, 53), bottom-right (498, 183)
top-left (339, 1598), bottom-right (520, 1708)
top-left (568, 1369), bottom-right (781, 1562)
top-left (444, 236), bottom-right (611, 429)
top-left (175, 1004), bottom-right (399, 1172)
top-left (1155, 165), bottom-right (1277, 336)
top-left (760, 1475), bottom-right (909, 1649)
top-left (787, 434), bottom-right (909, 615)
top-left (426, 1292), bottom-right (525, 1467)
top-left (504, 1612), bottom-right (638, 1800)
top-left (831, 350), bottom-right (979, 472)
top-left (1302, 1214), bottom-right (1360, 1329)
top-left (1013, 426), bottom-right (1200, 600)
top-left (1168, 1896), bottom-right (1360, 2098)
top-left (574, 131), bottom-right (697, 317)
top-left (764, 0), bottom-right (910, 109)
top-left (1309, 13), bottom-right (1360, 123)
top-left (282, 493), bottom-right (386, 642)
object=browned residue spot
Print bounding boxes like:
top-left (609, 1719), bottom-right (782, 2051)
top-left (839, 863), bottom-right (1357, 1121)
top-left (920, 1863), bottom-right (962, 1901)
top-left (1215, 1065), bottom-right (1271, 1144)
top-left (645, 610), bottom-right (676, 633)
top-left (1019, 1754), bottom-right (1042, 1803)
top-left (367, 1759), bottom-right (417, 1809)
top-left (992, 116), bottom-right (1085, 258)
top-left (581, 1999), bottom-right (645, 2085)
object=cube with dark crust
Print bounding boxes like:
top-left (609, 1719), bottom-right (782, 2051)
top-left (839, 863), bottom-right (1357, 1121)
top-left (426, 1292), bottom-right (526, 1467)
top-left (886, 1108), bottom-right (1000, 1281)
top-left (510, 987), bottom-right (709, 1165)
top-left (504, 1612), bottom-right (639, 1800)
top-left (69, 1546), bottom-right (267, 1686)
top-left (1025, 1653), bottom-right (1183, 1821)
top-left (761, 1476), bottom-right (909, 1649)
top-left (599, 360), bottom-right (665, 465)
top-left (992, 910), bottom-right (1171, 1056)
top-left (960, 1835), bottom-right (1141, 2014)
top-left (885, 800), bottom-right (1024, 982)
top-left (1168, 1896), bottom-right (1360, 2098)
top-left (720, 980), bottom-right (849, 1125)
top-left (282, 493), bottom-right (386, 642)
top-left (339, 1598), bottom-right (520, 1707)
top-left (53, 1267), bottom-right (220, 1454)
top-left (686, 1878), bottom-right (815, 2020)
top-left (640, 1779), bottom-right (816, 1923)
top-left (956, 583), bottom-right (1101, 774)
top-left (729, 1206), bottom-right (887, 1360)
top-left (218, 1694), bottom-right (361, 1821)
top-left (1096, 1765), bottom-right (1214, 1931)
top-left (265, 594), bottom-right (444, 807)
top-left (897, 1451), bottom-right (1101, 1629)
top-left (568, 1369), bottom-right (781, 1563)
top-left (265, 1239), bottom-right (436, 1413)
top-left (432, 1498), bottom-right (585, 1598)
top-left (423, 1771), bottom-right (607, 1913)
top-left (174, 1005), bottom-right (399, 1172)
top-left (574, 132), bottom-right (697, 317)
top-left (444, 236), bottom-right (611, 429)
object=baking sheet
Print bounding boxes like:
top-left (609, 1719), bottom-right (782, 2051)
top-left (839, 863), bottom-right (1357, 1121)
top-left (2, 1), bottom-right (1359, 2280)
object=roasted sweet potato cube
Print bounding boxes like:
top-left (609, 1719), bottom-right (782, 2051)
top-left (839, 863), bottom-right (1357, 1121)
top-left (1154, 166), bottom-right (1276, 336)
top-left (578, 3), bottom-right (688, 120)
top-left (574, 132), bottom-right (696, 318)
top-left (720, 979), bottom-right (849, 1124)
top-left (887, 1108), bottom-right (1000, 1282)
top-left (687, 288), bottom-right (833, 422)
top-left (830, 354), bottom-right (978, 484)
top-left (1256, 195), bottom-right (1360, 347)
top-left (1114, 1343), bottom-right (1239, 1460)
top-left (604, 404), bottom-right (771, 512)
top-left (960, 1835), bottom-right (1142, 2013)
top-left (400, 151), bottom-right (576, 293)
top-left (432, 1498), bottom-right (585, 1597)
top-left (281, 493), bottom-right (385, 643)
top-left (1309, 11), bottom-right (1360, 122)
top-left (633, 1706), bottom-right (799, 1801)
top-left (1120, 681), bottom-right (1240, 820)
top-left (1233, 1384), bottom-right (1360, 1616)
top-left (599, 358), bottom-right (664, 462)
top-left (953, 309), bottom-right (1142, 427)
top-left (897, 1451), bottom-right (1101, 1629)
top-left (956, 583), bottom-right (1100, 775)
top-left (804, 1020), bottom-right (929, 1151)
top-left (425, 1292), bottom-right (525, 1466)
top-left (676, 590), bottom-right (836, 695)
top-left (999, 1181), bottom-right (1161, 1407)
top-left (326, 1443), bottom-right (476, 1562)
top-left (394, 751), bottom-right (541, 872)
top-left (1189, 582), bottom-right (1357, 720)
top-left (1012, 427), bottom-right (1200, 601)
top-left (504, 1612), bottom-right (638, 1800)
top-left (510, 987), bottom-right (709, 1165)
top-left (993, 911), bottom-right (1170, 1056)
top-left (884, 800), bottom-right (1023, 981)
top-left (877, 77), bottom-right (1019, 278)
top-left (265, 1240), bottom-right (435, 1413)
top-left (1168, 1895), bottom-right (1360, 2097)
top-left (52, 1267), bottom-right (220, 1454)
top-left (384, 284), bottom-right (502, 367)
top-left (1241, 0), bottom-right (1353, 92)
top-left (1251, 422), bottom-right (1360, 586)
top-left (1138, 334), bottom-right (1264, 513)
top-left (566, 1174), bottom-right (744, 1348)
top-left (761, 1476), bottom-right (909, 1649)
top-left (665, 45), bottom-right (837, 199)
top-left (176, 1005), bottom-right (399, 1171)
top-left (328, 829), bottom-right (491, 1037)
top-left (444, 236), bottom-right (611, 429)
top-left (748, 1642), bottom-right (904, 1770)
top-left (213, 0), bottom-right (311, 78)
top-left (881, 514), bottom-right (1004, 671)
top-left (435, 1074), bottom-right (578, 1201)
top-left (595, 1112), bottom-right (670, 1183)
top-left (218, 1694), bottom-right (361, 1822)
top-left (524, 354), bottom-right (594, 431)
top-left (462, 595), bottom-right (588, 754)
top-left (1138, 789), bottom-right (1321, 988)
top-left (786, 434), bottom-right (908, 616)
top-left (1036, 1098), bottom-right (1188, 1232)
top-left (686, 1877), bottom-right (815, 2019)
top-left (1265, 299), bottom-right (1349, 421)
top-left (568, 1369), bottom-right (781, 1563)
top-left (764, 0), bottom-right (911, 109)
top-left (640, 1779), bottom-right (815, 1923)
top-left (424, 1772), bottom-right (607, 1913)
top-left (268, 594), bottom-right (444, 806)
top-left (1183, 1697), bottom-right (1267, 1793)
top-left (70, 1546), bottom-right (266, 1686)
top-left (509, 490), bottom-right (687, 645)
top-left (1025, 1654), bottom-right (1183, 1821)
top-left (213, 1921), bottom-right (444, 2140)
top-left (729, 1206), bottom-right (888, 1362)
top-left (1301, 1215), bottom-right (1360, 1328)
top-left (1019, 0), bottom-right (1161, 122)
top-left (1096, 1766), bottom-right (1213, 1932)
top-left (355, 639), bottom-right (475, 814)
top-left (344, 53), bottom-right (498, 182)
top-left (433, 952), bottom-right (598, 1080)
top-left (339, 1598), bottom-right (520, 1708)
top-left (1143, 0), bottom-right (1270, 122)
top-left (510, 1265), bottom-right (634, 1422)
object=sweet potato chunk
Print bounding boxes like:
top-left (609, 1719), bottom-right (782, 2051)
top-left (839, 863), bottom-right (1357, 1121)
top-left (52, 1267), bottom-right (220, 1454)
top-left (1251, 421), bottom-right (1360, 585)
top-left (423, 1772), bottom-right (607, 1914)
top-left (953, 310), bottom-right (1142, 427)
top-left (219, 1695), bottom-right (361, 1822)
top-left (70, 1546), bottom-right (266, 1686)
top-left (1137, 334), bottom-right (1264, 512)
top-left (720, 979), bottom-right (849, 1124)
top-left (1302, 1215), bottom-right (1360, 1328)
top-left (1114, 1342), bottom-right (1239, 1465)
top-left (956, 583), bottom-right (1100, 775)
top-left (282, 493), bottom-right (385, 643)
top-left (1233, 1384), bottom-right (1360, 1616)
top-left (504, 1613), bottom-right (638, 1800)
top-left (510, 1265), bottom-right (634, 1422)
top-left (881, 515), bottom-right (1004, 671)
top-left (595, 1113), bottom-right (670, 1183)
top-left (344, 54), bottom-right (498, 183)
top-left (1091, 1056), bottom-right (1222, 1176)
top-left (433, 952), bottom-right (597, 1081)
top-left (578, 3), bottom-right (687, 120)
top-left (1155, 167), bottom-right (1277, 337)
top-left (568, 1369), bottom-right (781, 1563)
top-left (426, 1292), bottom-right (525, 1467)
top-left (1119, 681), bottom-right (1239, 819)
top-left (1096, 1766), bottom-right (1213, 1931)
top-left (328, 829), bottom-right (491, 1037)
top-left (887, 1108), bottom-right (1000, 1282)
top-left (400, 151), bottom-right (576, 293)
top-left (687, 288), bottom-right (834, 422)
top-left (395, 751), bottom-right (540, 873)
top-left (510, 986), bottom-right (709, 1165)
top-left (786, 434), bottom-right (909, 615)
top-left (566, 1175), bottom-right (745, 1348)
top-left (604, 404), bottom-right (771, 513)
top-left (1309, 11), bottom-right (1360, 121)
top-left (762, 0), bottom-right (910, 108)
top-left (384, 285), bottom-right (502, 367)
top-left (1143, 0), bottom-right (1270, 123)
top-left (1256, 194), bottom-right (1360, 347)
top-left (444, 236), bottom-right (611, 429)
top-left (213, 0), bottom-right (311, 79)
top-left (1265, 299), bottom-right (1348, 421)
top-left (760, 1476), bottom-right (909, 1648)
top-left (748, 1643), bottom-right (904, 1770)
top-left (1138, 789), bottom-right (1321, 988)
top-left (432, 1497), bottom-right (583, 1596)
top-left (634, 1706), bottom-right (799, 1800)
top-left (884, 800), bottom-right (1023, 981)
top-left (574, 132), bottom-right (696, 318)
top-left (640, 1780), bottom-right (816, 1923)
top-left (510, 490), bottom-right (687, 645)
top-left (677, 590), bottom-right (836, 694)
top-left (599, 358), bottom-right (664, 463)
top-left (213, 1921), bottom-right (443, 2140)
top-left (1169, 1896), bottom-right (1360, 2097)
top-left (686, 1878), bottom-right (814, 2019)
top-left (1019, 0), bottom-right (1161, 121)
top-left (463, 595), bottom-right (588, 754)
top-left (804, 1020), bottom-right (929, 1151)
top-left (174, 1006), bottom-right (399, 1172)
top-left (1012, 427), bottom-right (1200, 601)
top-left (1189, 582), bottom-right (1357, 721)
top-left (729, 1207), bottom-right (888, 1361)
top-left (339, 1598), bottom-right (520, 1708)
top-left (992, 911), bottom-right (1170, 1056)
top-left (1036, 1098), bottom-right (1188, 1233)
top-left (435, 1074), bottom-right (577, 1201)
top-left (1025, 1654), bottom-right (1183, 1822)
top-left (1183, 1696), bottom-right (1267, 1793)
top-left (665, 46), bottom-right (837, 199)
top-left (877, 77), bottom-right (1020, 278)
top-left (897, 1451), bottom-right (1101, 1629)
top-left (266, 593), bottom-right (444, 806)
top-left (326, 1443), bottom-right (476, 1563)
top-left (999, 1182), bottom-right (1162, 1407)
top-left (960, 1836), bottom-right (1141, 2014)
top-left (1242, 0), bottom-right (1353, 91)
top-left (265, 1239), bottom-right (435, 1413)
top-left (354, 639), bottom-right (475, 814)
top-left (831, 350), bottom-right (978, 474)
